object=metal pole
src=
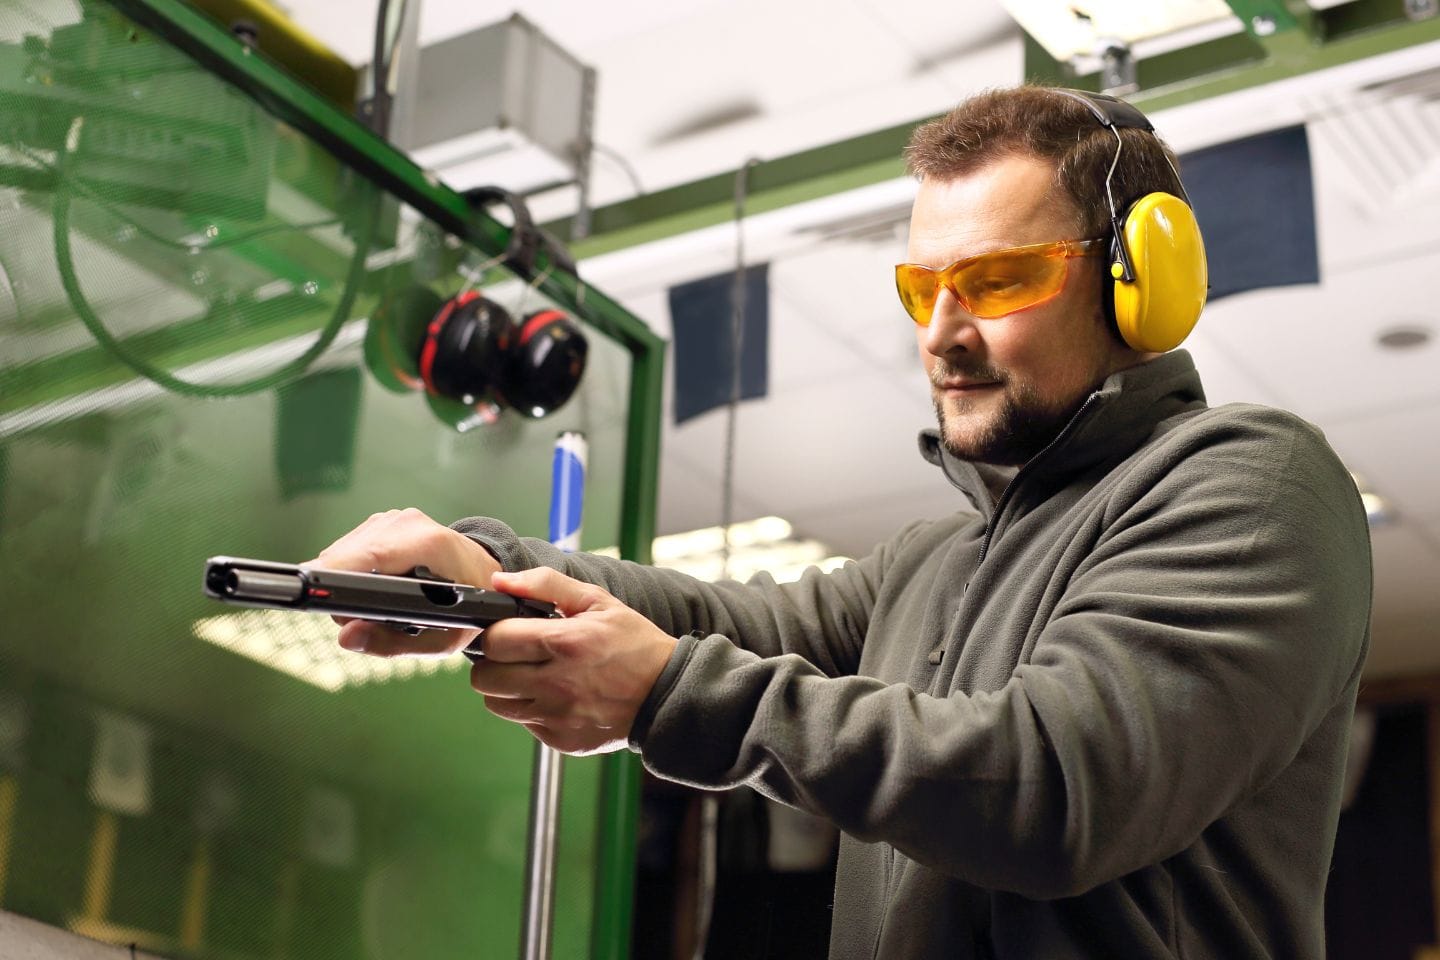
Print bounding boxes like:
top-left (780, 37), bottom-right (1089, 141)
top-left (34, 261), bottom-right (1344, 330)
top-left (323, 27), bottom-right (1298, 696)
top-left (521, 741), bottom-right (563, 960)
top-left (520, 432), bottom-right (587, 960)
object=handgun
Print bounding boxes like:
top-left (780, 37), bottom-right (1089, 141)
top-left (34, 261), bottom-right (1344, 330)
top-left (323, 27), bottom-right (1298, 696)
top-left (203, 556), bottom-right (556, 663)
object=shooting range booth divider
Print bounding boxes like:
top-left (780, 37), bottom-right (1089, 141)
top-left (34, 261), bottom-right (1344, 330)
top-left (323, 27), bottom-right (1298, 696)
top-left (0, 1), bottom-right (664, 957)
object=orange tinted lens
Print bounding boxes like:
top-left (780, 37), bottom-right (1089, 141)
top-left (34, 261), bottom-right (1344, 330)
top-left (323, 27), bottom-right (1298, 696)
top-left (895, 264), bottom-right (940, 325)
top-left (951, 249), bottom-right (1068, 318)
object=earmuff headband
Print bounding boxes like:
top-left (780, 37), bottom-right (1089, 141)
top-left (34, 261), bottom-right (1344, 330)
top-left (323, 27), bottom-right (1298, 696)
top-left (1046, 88), bottom-right (1208, 354)
top-left (1050, 89), bottom-right (1194, 284)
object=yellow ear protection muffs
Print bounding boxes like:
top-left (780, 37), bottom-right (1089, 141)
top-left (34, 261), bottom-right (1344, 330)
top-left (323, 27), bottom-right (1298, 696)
top-left (367, 187), bottom-right (589, 425)
top-left (1051, 89), bottom-right (1208, 353)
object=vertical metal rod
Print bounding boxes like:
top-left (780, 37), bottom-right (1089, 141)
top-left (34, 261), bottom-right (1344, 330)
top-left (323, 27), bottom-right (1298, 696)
top-left (521, 742), bottom-right (564, 960)
top-left (520, 432), bottom-right (587, 960)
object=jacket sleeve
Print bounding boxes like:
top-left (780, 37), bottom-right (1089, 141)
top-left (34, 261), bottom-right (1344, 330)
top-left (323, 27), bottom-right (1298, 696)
top-left (624, 411), bottom-right (1373, 899)
top-left (450, 515), bottom-right (935, 679)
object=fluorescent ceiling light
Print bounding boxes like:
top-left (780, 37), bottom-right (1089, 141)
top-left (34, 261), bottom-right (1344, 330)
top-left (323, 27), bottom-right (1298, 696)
top-left (1001, 0), bottom-right (1238, 62)
top-left (596, 516), bottom-right (853, 584)
top-left (1359, 491), bottom-right (1392, 524)
top-left (1350, 472), bottom-right (1395, 526)
top-left (192, 608), bottom-right (463, 693)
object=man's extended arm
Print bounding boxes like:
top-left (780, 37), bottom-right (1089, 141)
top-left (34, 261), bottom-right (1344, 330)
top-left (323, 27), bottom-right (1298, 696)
top-left (452, 514), bottom-right (939, 678)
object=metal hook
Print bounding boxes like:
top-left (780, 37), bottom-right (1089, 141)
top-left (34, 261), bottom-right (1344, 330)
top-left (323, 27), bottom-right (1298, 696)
top-left (456, 250), bottom-right (508, 297)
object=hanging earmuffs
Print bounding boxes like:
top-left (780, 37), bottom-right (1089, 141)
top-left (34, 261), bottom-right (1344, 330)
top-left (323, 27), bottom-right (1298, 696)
top-left (363, 186), bottom-right (588, 427)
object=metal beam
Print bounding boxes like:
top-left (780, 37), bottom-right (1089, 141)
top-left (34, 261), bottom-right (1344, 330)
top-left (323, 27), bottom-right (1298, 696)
top-left (561, 9), bottom-right (1440, 261)
top-left (1224, 0), bottom-right (1313, 38)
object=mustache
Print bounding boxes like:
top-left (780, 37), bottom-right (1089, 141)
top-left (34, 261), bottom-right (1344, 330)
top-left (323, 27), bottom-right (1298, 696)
top-left (930, 358), bottom-right (1004, 386)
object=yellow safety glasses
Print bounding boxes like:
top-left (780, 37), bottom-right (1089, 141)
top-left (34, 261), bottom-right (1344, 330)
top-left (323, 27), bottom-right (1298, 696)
top-left (895, 238), bottom-right (1106, 325)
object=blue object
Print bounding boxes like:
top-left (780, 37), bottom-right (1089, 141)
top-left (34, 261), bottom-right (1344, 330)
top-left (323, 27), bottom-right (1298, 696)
top-left (668, 264), bottom-right (769, 425)
top-left (550, 432), bottom-right (587, 552)
top-left (1181, 125), bottom-right (1319, 302)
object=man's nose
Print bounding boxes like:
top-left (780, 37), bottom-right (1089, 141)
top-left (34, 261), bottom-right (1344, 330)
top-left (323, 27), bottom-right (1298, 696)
top-left (921, 286), bottom-right (981, 356)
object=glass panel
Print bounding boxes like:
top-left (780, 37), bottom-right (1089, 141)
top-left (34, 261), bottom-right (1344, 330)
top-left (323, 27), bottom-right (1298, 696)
top-left (0, 2), bottom-right (632, 957)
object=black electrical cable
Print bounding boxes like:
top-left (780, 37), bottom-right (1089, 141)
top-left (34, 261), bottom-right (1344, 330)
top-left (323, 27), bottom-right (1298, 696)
top-left (592, 143), bottom-right (646, 198)
top-left (696, 155), bottom-right (762, 960)
top-left (720, 158), bottom-right (760, 580)
top-left (51, 119), bottom-right (376, 398)
top-left (369, 0), bottom-right (412, 136)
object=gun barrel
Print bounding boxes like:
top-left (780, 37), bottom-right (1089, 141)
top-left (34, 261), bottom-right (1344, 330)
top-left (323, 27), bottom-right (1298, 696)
top-left (225, 569), bottom-right (305, 603)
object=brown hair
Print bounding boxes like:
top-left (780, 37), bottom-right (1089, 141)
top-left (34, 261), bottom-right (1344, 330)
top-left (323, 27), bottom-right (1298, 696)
top-left (904, 85), bottom-right (1185, 240)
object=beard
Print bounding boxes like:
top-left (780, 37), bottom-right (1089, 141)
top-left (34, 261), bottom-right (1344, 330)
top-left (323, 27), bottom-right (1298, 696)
top-left (929, 357), bottom-right (1085, 466)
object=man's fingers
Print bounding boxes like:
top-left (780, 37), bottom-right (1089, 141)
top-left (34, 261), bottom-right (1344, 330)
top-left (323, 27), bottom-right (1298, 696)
top-left (305, 507), bottom-right (499, 589)
top-left (483, 695), bottom-right (543, 724)
top-left (481, 617), bottom-right (572, 664)
top-left (492, 566), bottom-right (607, 617)
top-left (469, 660), bottom-right (543, 698)
top-left (337, 619), bottom-right (475, 658)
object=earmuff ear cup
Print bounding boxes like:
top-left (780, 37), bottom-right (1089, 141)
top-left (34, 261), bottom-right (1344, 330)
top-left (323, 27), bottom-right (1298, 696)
top-left (364, 285), bottom-right (444, 393)
top-left (499, 309), bottom-right (589, 418)
top-left (1109, 192), bottom-right (1208, 353)
top-left (419, 291), bottom-right (516, 406)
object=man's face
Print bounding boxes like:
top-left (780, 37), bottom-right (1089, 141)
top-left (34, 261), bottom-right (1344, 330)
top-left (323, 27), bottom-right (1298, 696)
top-left (906, 153), bottom-right (1134, 466)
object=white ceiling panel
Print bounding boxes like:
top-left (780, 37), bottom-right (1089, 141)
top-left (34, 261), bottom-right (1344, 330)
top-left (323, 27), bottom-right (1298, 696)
top-left (1322, 399), bottom-right (1440, 525)
top-left (1177, 330), bottom-right (1289, 409)
top-left (1198, 252), bottom-right (1440, 423)
top-left (763, 293), bottom-right (882, 393)
top-left (769, 240), bottom-right (917, 376)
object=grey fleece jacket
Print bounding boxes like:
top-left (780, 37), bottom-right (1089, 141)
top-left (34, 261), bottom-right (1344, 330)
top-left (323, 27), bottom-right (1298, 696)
top-left (455, 350), bottom-right (1372, 959)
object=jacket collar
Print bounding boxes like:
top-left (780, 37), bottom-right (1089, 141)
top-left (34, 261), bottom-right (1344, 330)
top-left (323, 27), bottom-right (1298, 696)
top-left (919, 349), bottom-right (1208, 518)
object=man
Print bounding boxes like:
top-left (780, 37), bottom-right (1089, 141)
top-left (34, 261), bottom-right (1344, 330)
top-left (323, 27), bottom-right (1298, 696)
top-left (315, 86), bottom-right (1371, 958)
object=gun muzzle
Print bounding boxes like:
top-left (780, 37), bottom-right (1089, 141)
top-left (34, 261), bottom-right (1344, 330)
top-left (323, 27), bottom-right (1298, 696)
top-left (225, 569), bottom-right (304, 603)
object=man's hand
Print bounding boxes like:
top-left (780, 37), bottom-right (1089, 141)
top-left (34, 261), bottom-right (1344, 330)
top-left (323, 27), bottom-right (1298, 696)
top-left (471, 567), bottom-right (678, 756)
top-left (303, 507), bottom-right (502, 658)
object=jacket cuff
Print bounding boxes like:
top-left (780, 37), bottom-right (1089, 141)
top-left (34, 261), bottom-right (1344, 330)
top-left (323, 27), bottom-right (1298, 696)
top-left (450, 516), bottom-right (528, 572)
top-left (628, 630), bottom-right (705, 751)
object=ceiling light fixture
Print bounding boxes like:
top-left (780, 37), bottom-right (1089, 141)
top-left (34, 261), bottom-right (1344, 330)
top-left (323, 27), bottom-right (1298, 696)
top-left (192, 608), bottom-right (462, 693)
top-left (1000, 0), bottom-right (1242, 64)
top-left (1349, 472), bottom-right (1395, 526)
top-left (1376, 324), bottom-right (1433, 350)
top-left (595, 515), bottom-right (852, 584)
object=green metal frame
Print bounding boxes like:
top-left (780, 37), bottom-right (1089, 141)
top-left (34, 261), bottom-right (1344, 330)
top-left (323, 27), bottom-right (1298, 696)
top-left (542, 0), bottom-right (1440, 262)
top-left (94, 0), bottom-right (663, 955)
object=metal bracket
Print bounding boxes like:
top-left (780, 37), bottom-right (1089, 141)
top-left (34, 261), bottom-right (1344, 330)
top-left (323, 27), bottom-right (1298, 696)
top-left (1099, 41), bottom-right (1138, 95)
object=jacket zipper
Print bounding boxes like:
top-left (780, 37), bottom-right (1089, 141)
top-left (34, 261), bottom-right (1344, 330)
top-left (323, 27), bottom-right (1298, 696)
top-left (976, 392), bottom-right (1102, 565)
top-left (871, 392), bottom-right (1103, 958)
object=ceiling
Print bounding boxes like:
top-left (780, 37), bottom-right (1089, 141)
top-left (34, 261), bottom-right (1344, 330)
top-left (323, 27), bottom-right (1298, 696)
top-left (279, 0), bottom-right (1440, 679)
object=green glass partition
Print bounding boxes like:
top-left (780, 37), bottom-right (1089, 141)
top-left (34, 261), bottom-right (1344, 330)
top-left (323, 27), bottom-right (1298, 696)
top-left (0, 2), bottom-right (663, 957)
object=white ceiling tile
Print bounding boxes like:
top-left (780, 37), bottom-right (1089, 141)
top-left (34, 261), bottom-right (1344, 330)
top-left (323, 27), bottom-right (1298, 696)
top-left (655, 437), bottom-right (770, 537)
top-left (765, 295), bottom-right (877, 393)
top-left (1181, 330), bottom-right (1289, 409)
top-left (769, 241), bottom-right (920, 376)
top-left (1198, 251), bottom-right (1440, 423)
top-left (1320, 399), bottom-right (1440, 525)
top-left (784, 482), bottom-right (971, 560)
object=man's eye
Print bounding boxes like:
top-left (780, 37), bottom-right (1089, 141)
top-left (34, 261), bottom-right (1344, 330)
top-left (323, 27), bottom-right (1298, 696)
top-left (976, 276), bottom-right (1023, 295)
